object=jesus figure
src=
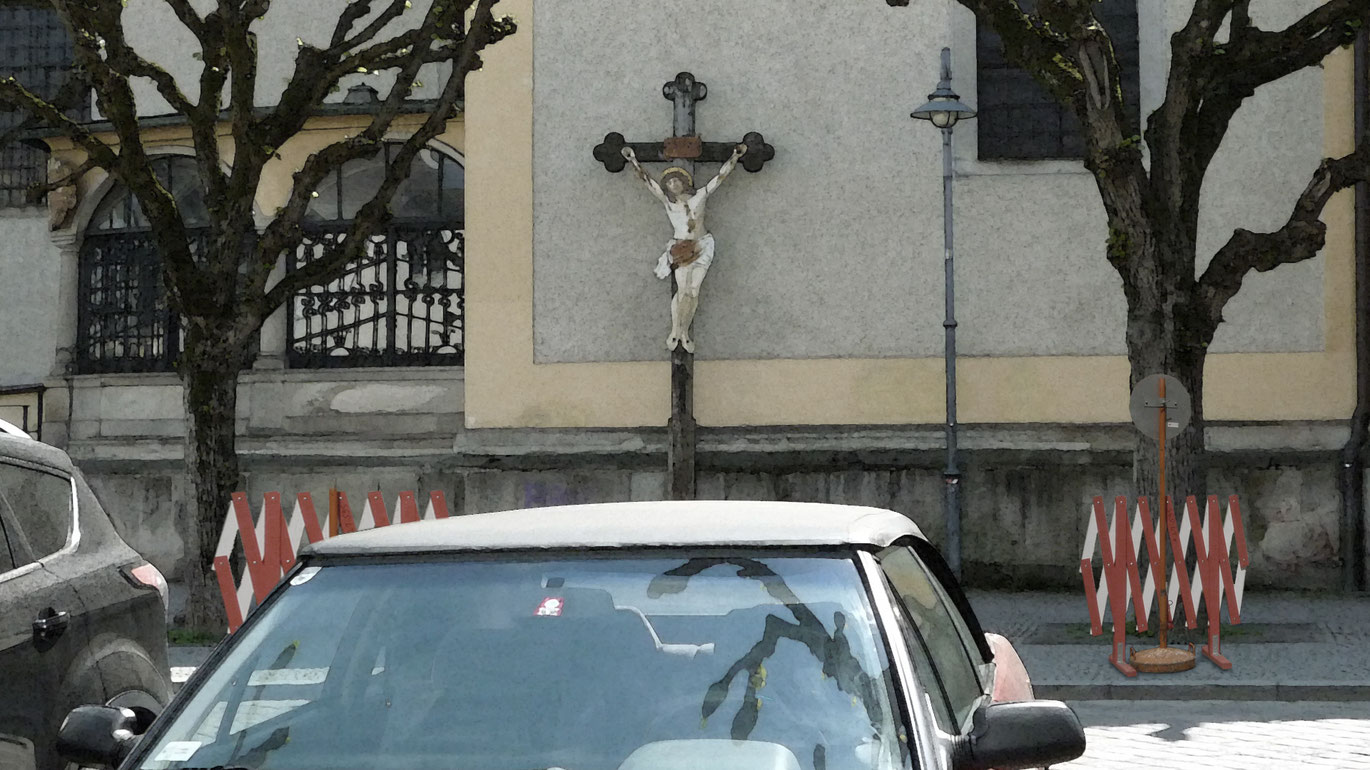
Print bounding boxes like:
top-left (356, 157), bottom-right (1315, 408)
top-left (621, 143), bottom-right (746, 353)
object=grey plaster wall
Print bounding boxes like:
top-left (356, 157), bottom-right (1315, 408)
top-left (0, 210), bottom-right (62, 386)
top-left (533, 0), bottom-right (1329, 363)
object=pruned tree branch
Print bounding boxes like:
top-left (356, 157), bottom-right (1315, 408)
top-left (1224, 0), bottom-right (1367, 93)
top-left (19, 154), bottom-right (97, 206)
top-left (253, 0), bottom-right (515, 322)
top-left (0, 77), bottom-right (115, 169)
top-left (1198, 144), bottom-right (1370, 330)
top-left (332, 0), bottom-right (412, 53)
top-left (162, 0), bottom-right (206, 38)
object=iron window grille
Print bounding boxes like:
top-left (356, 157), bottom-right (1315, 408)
top-left (289, 144), bottom-right (465, 368)
top-left (976, 0), bottom-right (1140, 160)
top-left (76, 156), bottom-right (207, 374)
top-left (0, 2), bottom-right (87, 207)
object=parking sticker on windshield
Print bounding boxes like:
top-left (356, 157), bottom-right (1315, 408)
top-left (535, 596), bottom-right (564, 617)
top-left (154, 741), bottom-right (202, 762)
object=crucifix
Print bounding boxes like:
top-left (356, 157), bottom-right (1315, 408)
top-left (593, 72), bottom-right (775, 500)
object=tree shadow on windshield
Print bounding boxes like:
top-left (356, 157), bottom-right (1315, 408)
top-left (648, 558), bottom-right (883, 742)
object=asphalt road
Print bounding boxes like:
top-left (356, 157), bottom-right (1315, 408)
top-left (1061, 700), bottom-right (1370, 769)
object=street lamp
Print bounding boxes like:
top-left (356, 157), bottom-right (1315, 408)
top-left (912, 47), bottom-right (975, 579)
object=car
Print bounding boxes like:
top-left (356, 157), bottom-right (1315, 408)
top-left (0, 418), bottom-right (173, 770)
top-left (57, 501), bottom-right (1085, 770)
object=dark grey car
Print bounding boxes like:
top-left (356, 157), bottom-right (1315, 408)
top-left (0, 422), bottom-right (172, 770)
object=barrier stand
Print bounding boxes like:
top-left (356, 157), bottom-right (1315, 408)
top-left (1187, 495), bottom-right (1250, 669)
top-left (1081, 493), bottom-right (1248, 674)
top-left (214, 489), bottom-right (452, 632)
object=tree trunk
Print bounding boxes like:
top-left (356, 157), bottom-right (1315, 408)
top-left (181, 356), bottom-right (243, 634)
top-left (1126, 305), bottom-right (1209, 511)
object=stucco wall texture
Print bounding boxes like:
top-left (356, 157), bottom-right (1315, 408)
top-left (0, 211), bottom-right (62, 385)
top-left (531, 0), bottom-right (1327, 364)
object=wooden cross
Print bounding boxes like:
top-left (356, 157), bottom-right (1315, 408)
top-left (593, 72), bottom-right (775, 501)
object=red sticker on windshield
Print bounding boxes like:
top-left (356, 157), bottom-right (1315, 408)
top-left (535, 597), bottom-right (564, 617)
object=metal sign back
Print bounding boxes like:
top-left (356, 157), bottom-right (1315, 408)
top-left (1129, 374), bottom-right (1192, 441)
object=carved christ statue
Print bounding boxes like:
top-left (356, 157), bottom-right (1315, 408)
top-left (621, 143), bottom-right (746, 353)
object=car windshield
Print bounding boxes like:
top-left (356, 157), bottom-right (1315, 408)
top-left (134, 554), bottom-right (912, 770)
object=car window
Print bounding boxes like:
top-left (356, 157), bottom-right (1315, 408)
top-left (0, 507), bottom-right (19, 573)
top-left (0, 462), bottom-right (72, 559)
top-left (878, 573), bottom-right (956, 733)
top-left (878, 546), bottom-right (983, 732)
top-left (134, 555), bottom-right (914, 770)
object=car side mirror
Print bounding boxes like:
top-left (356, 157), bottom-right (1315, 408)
top-left (952, 700), bottom-right (1086, 770)
top-left (56, 705), bottom-right (141, 769)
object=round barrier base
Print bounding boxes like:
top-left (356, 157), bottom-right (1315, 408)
top-left (1129, 643), bottom-right (1197, 673)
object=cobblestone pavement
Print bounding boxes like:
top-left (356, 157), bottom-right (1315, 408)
top-left (1060, 700), bottom-right (1370, 769)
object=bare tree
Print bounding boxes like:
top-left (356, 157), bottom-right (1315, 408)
top-left (888, 0), bottom-right (1369, 508)
top-left (0, 0), bottom-right (515, 631)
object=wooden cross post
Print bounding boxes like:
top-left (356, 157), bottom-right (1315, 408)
top-left (593, 72), bottom-right (774, 500)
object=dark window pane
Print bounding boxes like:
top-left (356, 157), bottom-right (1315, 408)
top-left (0, 2), bottom-right (86, 207)
top-left (976, 0), bottom-right (1139, 160)
top-left (88, 156), bottom-right (207, 232)
top-left (0, 463), bottom-right (71, 559)
top-left (338, 155), bottom-right (386, 220)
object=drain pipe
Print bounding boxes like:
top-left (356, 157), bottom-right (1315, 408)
top-left (1340, 27), bottom-right (1369, 593)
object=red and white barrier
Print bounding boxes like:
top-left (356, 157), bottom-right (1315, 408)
top-left (1080, 495), bottom-right (1249, 674)
top-left (214, 490), bottom-right (451, 632)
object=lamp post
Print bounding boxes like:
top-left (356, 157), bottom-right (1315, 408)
top-left (912, 47), bottom-right (976, 579)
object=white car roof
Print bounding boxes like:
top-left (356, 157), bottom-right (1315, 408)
top-left (305, 501), bottom-right (925, 556)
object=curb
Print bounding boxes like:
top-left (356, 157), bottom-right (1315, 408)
top-left (1037, 683), bottom-right (1370, 702)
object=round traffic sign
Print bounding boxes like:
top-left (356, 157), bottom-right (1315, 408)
top-left (1129, 374), bottom-right (1192, 441)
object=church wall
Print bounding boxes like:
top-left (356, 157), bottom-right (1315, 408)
top-left (0, 209), bottom-right (62, 387)
top-left (465, 0), bottom-right (1357, 430)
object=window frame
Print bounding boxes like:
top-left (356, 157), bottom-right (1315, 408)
top-left (288, 142), bottom-right (466, 370)
top-left (974, 0), bottom-right (1140, 162)
top-left (76, 155), bottom-right (207, 374)
top-left (0, 1), bottom-right (88, 208)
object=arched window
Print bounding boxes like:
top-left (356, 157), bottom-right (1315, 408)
top-left (77, 156), bottom-right (208, 373)
top-left (290, 143), bottom-right (465, 368)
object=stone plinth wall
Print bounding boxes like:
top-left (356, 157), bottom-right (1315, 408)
top-left (61, 421), bottom-right (1362, 621)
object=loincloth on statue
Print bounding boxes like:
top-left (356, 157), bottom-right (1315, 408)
top-left (658, 234), bottom-right (715, 276)
top-left (670, 240), bottom-right (700, 267)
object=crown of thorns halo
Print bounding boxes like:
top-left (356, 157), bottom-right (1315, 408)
top-left (660, 166), bottom-right (694, 187)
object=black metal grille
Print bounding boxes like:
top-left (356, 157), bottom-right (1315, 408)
top-left (976, 0), bottom-right (1140, 160)
top-left (76, 231), bottom-right (200, 374)
top-left (288, 224), bottom-right (465, 368)
top-left (0, 2), bottom-right (86, 207)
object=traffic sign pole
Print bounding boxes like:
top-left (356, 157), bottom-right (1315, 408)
top-left (1128, 373), bottom-right (1196, 673)
top-left (1158, 377), bottom-right (1168, 649)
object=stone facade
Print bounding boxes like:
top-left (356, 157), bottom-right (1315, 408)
top-left (68, 419), bottom-right (1359, 620)
top-left (0, 0), bottom-right (1363, 613)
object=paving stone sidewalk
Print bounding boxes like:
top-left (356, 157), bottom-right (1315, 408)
top-left (1061, 700), bottom-right (1370, 769)
top-left (969, 590), bottom-right (1370, 701)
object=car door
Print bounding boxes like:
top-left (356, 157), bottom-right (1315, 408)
top-left (876, 540), bottom-right (994, 736)
top-left (0, 461), bottom-right (84, 770)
